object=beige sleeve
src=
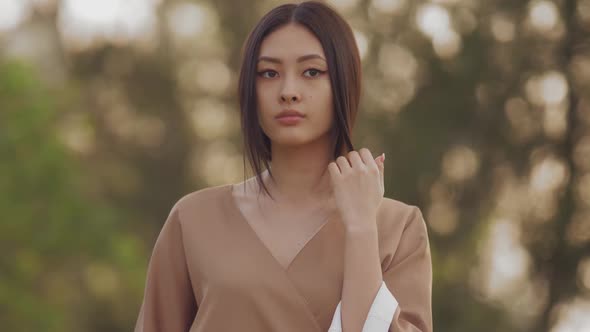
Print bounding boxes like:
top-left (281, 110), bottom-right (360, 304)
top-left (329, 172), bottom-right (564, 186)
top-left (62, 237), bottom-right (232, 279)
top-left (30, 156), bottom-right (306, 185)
top-left (134, 206), bottom-right (197, 332)
top-left (385, 206), bottom-right (433, 332)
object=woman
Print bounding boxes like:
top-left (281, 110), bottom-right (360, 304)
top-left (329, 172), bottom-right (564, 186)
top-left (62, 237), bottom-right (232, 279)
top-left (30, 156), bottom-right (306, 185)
top-left (134, 1), bottom-right (432, 331)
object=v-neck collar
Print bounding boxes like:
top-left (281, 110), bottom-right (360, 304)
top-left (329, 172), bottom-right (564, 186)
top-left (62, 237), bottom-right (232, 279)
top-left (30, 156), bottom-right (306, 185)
top-left (223, 183), bottom-right (336, 272)
top-left (220, 184), bottom-right (342, 331)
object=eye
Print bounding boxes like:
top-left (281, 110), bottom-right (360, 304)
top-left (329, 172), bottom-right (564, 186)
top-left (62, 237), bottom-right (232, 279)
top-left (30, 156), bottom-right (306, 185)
top-left (303, 68), bottom-right (326, 78)
top-left (257, 70), bottom-right (278, 79)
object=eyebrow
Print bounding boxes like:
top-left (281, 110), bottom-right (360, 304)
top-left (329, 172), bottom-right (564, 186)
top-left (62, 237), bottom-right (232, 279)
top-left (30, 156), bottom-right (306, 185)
top-left (257, 54), bottom-right (326, 64)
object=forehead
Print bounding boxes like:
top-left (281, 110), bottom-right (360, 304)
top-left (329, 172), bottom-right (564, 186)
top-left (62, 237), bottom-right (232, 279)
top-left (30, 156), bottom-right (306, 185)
top-left (259, 23), bottom-right (325, 59)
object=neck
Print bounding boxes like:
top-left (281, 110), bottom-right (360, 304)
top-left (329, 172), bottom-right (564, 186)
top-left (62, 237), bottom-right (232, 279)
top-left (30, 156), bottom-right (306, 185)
top-left (262, 135), bottom-right (334, 206)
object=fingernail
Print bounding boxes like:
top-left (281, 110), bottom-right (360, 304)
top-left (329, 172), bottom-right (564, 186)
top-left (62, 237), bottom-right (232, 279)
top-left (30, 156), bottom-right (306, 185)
top-left (382, 153), bottom-right (385, 162)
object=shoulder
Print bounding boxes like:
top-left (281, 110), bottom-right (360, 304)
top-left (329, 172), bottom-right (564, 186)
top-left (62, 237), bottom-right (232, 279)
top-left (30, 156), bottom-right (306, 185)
top-left (376, 197), bottom-right (430, 266)
top-left (377, 197), bottom-right (427, 236)
top-left (168, 183), bottom-right (230, 221)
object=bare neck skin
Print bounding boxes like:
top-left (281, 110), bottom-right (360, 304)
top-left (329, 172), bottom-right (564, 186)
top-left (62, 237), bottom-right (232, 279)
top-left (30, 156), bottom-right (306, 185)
top-left (263, 133), bottom-right (334, 208)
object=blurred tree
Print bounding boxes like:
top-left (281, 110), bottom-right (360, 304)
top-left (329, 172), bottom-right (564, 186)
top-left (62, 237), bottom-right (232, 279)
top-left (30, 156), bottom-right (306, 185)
top-left (1, 0), bottom-right (589, 331)
top-left (0, 60), bottom-right (146, 332)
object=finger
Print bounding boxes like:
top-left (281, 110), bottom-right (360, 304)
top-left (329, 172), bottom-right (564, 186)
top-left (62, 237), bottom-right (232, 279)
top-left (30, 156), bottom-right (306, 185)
top-left (359, 148), bottom-right (377, 169)
top-left (347, 150), bottom-right (364, 169)
top-left (375, 153), bottom-right (385, 164)
top-left (377, 153), bottom-right (385, 189)
top-left (328, 161), bottom-right (341, 180)
top-left (374, 155), bottom-right (383, 165)
top-left (336, 156), bottom-right (352, 174)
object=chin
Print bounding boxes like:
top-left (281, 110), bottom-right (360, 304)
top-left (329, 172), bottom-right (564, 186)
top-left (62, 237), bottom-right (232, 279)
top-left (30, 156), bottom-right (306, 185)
top-left (272, 137), bottom-right (310, 147)
top-left (271, 132), bottom-right (328, 148)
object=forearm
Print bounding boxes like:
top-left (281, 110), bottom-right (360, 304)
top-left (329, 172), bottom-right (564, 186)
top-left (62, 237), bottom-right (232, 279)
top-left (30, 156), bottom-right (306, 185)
top-left (341, 223), bottom-right (383, 332)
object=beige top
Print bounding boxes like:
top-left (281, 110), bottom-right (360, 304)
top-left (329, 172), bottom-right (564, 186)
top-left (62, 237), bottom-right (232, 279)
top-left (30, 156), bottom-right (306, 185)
top-left (134, 183), bottom-right (432, 332)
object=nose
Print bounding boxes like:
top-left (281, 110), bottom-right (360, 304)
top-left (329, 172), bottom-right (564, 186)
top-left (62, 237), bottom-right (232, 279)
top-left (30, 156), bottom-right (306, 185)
top-left (281, 94), bottom-right (299, 102)
top-left (279, 76), bottom-right (301, 103)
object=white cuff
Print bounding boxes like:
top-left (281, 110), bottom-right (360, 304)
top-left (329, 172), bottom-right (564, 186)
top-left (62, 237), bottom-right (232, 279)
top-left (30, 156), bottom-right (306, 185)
top-left (328, 281), bottom-right (398, 332)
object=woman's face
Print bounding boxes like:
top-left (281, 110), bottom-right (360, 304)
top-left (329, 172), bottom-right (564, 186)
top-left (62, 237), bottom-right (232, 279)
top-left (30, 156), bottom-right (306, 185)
top-left (256, 23), bottom-right (334, 147)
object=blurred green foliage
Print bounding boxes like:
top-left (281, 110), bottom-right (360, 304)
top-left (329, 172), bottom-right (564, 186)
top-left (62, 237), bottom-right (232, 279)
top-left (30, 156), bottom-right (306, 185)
top-left (0, 61), bottom-right (146, 331)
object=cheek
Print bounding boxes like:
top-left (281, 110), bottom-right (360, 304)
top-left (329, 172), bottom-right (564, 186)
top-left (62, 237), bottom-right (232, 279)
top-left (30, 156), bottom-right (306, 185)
top-left (312, 89), bottom-right (334, 128)
top-left (255, 88), bottom-right (274, 129)
top-left (325, 90), bottom-right (335, 127)
top-left (308, 80), bottom-right (332, 102)
top-left (318, 85), bottom-right (333, 114)
top-left (256, 86), bottom-right (272, 113)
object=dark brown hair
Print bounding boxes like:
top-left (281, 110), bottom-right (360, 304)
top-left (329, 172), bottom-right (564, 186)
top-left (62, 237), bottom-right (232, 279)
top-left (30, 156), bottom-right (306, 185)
top-left (237, 0), bottom-right (361, 200)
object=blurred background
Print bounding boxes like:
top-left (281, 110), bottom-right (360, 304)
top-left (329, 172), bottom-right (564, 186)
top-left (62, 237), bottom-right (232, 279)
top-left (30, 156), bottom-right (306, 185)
top-left (1, 0), bottom-right (589, 331)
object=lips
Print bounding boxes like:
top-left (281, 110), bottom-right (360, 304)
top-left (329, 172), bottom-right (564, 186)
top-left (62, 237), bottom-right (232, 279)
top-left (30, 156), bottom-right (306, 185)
top-left (275, 109), bottom-right (305, 118)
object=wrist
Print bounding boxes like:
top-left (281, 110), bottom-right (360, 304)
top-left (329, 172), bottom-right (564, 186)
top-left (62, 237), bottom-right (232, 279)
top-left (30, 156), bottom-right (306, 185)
top-left (344, 222), bottom-right (378, 237)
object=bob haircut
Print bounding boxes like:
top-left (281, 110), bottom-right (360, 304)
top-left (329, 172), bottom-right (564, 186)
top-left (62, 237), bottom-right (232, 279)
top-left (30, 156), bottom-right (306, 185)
top-left (237, 0), bottom-right (361, 200)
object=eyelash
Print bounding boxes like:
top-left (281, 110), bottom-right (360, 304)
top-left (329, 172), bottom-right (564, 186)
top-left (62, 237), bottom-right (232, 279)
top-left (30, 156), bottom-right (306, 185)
top-left (256, 68), bottom-right (326, 79)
